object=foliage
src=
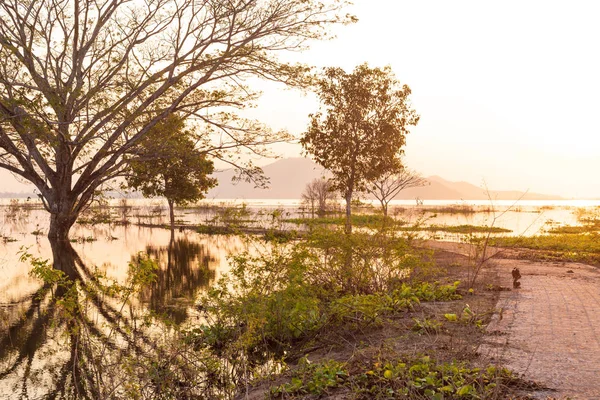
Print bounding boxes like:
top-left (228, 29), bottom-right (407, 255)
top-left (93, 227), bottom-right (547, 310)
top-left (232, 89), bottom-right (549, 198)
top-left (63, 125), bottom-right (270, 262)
top-left (195, 233), bottom-right (459, 363)
top-left (127, 115), bottom-right (216, 204)
top-left (286, 214), bottom-right (396, 229)
top-left (270, 357), bottom-right (348, 397)
top-left (399, 224), bottom-right (512, 234)
top-left (286, 217), bottom-right (512, 234)
top-left (489, 233), bottom-right (600, 264)
top-left (328, 281), bottom-right (461, 329)
top-left (490, 233), bottom-right (600, 253)
top-left (0, 0), bottom-right (352, 239)
top-left (198, 203), bottom-right (254, 234)
top-left (301, 63), bottom-right (419, 233)
top-left (547, 225), bottom-right (599, 234)
top-left (301, 229), bottom-right (440, 292)
top-left (127, 114), bottom-right (217, 229)
top-left (412, 317), bottom-right (443, 334)
top-left (270, 355), bottom-right (522, 399)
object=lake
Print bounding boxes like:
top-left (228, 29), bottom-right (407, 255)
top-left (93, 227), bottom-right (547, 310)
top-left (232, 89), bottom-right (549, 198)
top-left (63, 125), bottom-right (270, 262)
top-left (1, 197), bottom-right (599, 397)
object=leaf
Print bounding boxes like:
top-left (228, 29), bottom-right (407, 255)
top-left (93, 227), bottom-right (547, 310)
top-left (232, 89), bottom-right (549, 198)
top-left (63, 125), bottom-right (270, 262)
top-left (444, 313), bottom-right (458, 322)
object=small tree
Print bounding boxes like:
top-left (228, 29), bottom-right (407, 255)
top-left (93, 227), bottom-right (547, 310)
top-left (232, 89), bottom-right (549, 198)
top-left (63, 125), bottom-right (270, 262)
top-left (301, 63), bottom-right (419, 233)
top-left (127, 115), bottom-right (217, 232)
top-left (301, 178), bottom-right (337, 218)
top-left (366, 167), bottom-right (429, 218)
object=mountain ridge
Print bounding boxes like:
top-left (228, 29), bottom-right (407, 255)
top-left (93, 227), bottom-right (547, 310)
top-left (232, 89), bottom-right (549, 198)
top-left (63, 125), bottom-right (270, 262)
top-left (206, 157), bottom-right (563, 201)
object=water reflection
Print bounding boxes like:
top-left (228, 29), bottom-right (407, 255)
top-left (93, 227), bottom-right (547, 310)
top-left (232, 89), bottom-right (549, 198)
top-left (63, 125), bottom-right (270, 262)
top-left (141, 235), bottom-right (217, 324)
top-left (0, 231), bottom-right (225, 398)
top-left (0, 240), bottom-right (144, 398)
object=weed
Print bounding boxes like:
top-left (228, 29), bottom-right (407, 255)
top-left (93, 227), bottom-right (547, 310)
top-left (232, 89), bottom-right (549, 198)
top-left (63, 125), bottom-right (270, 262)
top-left (270, 357), bottom-right (348, 397)
top-left (270, 355), bottom-right (528, 399)
top-left (412, 317), bottom-right (442, 334)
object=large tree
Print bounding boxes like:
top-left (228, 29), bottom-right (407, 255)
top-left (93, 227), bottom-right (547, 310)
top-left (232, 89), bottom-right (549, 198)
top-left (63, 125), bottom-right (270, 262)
top-left (0, 0), bottom-right (351, 244)
top-left (126, 114), bottom-right (217, 232)
top-left (301, 63), bottom-right (419, 233)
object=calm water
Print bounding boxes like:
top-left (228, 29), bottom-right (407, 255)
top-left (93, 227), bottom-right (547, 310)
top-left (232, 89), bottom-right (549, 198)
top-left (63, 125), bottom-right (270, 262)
top-left (1, 198), bottom-right (599, 397)
top-left (1, 198), bottom-right (598, 304)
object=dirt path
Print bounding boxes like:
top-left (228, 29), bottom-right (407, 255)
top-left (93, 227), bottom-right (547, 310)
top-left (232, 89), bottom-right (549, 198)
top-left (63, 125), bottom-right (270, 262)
top-left (478, 259), bottom-right (600, 399)
top-left (422, 240), bottom-right (600, 398)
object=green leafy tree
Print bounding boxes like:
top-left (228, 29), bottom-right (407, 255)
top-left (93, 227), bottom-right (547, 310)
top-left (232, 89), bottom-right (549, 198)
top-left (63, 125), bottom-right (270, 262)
top-left (127, 115), bottom-right (217, 232)
top-left (301, 63), bottom-right (420, 233)
top-left (0, 0), bottom-right (352, 245)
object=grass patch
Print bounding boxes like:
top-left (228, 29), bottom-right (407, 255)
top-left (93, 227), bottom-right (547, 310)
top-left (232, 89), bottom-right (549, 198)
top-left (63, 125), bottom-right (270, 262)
top-left (196, 224), bottom-right (236, 235)
top-left (491, 233), bottom-right (600, 253)
top-left (287, 217), bottom-right (511, 234)
top-left (547, 225), bottom-right (600, 234)
top-left (286, 214), bottom-right (395, 228)
top-left (399, 225), bottom-right (511, 234)
top-left (417, 205), bottom-right (484, 214)
top-left (490, 233), bottom-right (600, 264)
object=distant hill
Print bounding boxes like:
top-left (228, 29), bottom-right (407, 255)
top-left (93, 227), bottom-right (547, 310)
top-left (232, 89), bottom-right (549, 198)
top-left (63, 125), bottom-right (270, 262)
top-left (422, 176), bottom-right (561, 201)
top-left (206, 157), bottom-right (563, 201)
top-left (207, 158), bottom-right (326, 199)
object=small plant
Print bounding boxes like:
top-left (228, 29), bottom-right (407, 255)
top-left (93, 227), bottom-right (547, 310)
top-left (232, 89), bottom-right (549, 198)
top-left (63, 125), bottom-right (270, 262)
top-left (31, 224), bottom-right (43, 236)
top-left (70, 236), bottom-right (97, 243)
top-left (270, 357), bottom-right (348, 397)
top-left (444, 313), bottom-right (458, 322)
top-left (2, 235), bottom-right (17, 243)
top-left (412, 317), bottom-right (442, 334)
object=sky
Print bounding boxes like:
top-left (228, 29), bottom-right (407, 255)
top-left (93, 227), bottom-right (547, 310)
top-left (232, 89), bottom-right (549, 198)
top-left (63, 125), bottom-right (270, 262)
top-left (2, 0), bottom-right (600, 198)
top-left (244, 0), bottom-right (600, 198)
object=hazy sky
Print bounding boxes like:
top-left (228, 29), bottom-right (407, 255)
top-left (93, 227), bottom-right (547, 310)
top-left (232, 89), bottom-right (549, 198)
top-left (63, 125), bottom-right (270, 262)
top-left (2, 1), bottom-right (600, 198)
top-left (246, 0), bottom-right (600, 198)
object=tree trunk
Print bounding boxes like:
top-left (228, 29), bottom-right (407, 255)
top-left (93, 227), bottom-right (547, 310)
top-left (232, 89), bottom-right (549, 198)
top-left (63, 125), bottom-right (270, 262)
top-left (48, 239), bottom-right (79, 280)
top-left (168, 199), bottom-right (175, 234)
top-left (345, 191), bottom-right (353, 234)
top-left (48, 202), bottom-right (76, 242)
top-left (380, 200), bottom-right (389, 230)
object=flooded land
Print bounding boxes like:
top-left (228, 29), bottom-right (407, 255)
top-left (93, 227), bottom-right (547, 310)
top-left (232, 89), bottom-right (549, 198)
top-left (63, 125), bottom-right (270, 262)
top-left (2, 198), bottom-right (600, 398)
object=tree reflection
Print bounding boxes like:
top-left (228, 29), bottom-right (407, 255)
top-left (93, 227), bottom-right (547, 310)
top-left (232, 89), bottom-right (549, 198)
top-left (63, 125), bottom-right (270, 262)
top-left (141, 234), bottom-right (217, 324)
top-left (0, 237), bottom-right (219, 399)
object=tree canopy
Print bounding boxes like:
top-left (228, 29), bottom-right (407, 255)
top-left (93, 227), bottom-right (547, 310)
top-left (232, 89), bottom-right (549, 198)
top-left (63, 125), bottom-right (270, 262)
top-left (126, 115), bottom-right (217, 231)
top-left (301, 63), bottom-right (419, 232)
top-left (0, 0), bottom-right (352, 241)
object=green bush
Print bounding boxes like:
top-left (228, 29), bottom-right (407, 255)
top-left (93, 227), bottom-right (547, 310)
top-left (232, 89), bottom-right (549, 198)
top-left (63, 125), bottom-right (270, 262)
top-left (300, 229), bottom-right (437, 294)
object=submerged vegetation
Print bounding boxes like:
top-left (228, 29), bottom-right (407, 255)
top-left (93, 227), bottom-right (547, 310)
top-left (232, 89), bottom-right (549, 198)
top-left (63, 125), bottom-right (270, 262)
top-left (286, 216), bottom-right (511, 234)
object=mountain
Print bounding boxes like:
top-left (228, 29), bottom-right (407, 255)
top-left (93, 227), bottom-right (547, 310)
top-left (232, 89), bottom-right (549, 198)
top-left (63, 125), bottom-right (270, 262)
top-left (206, 158), bottom-right (563, 200)
top-left (423, 176), bottom-right (561, 201)
top-left (207, 158), bottom-right (326, 199)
